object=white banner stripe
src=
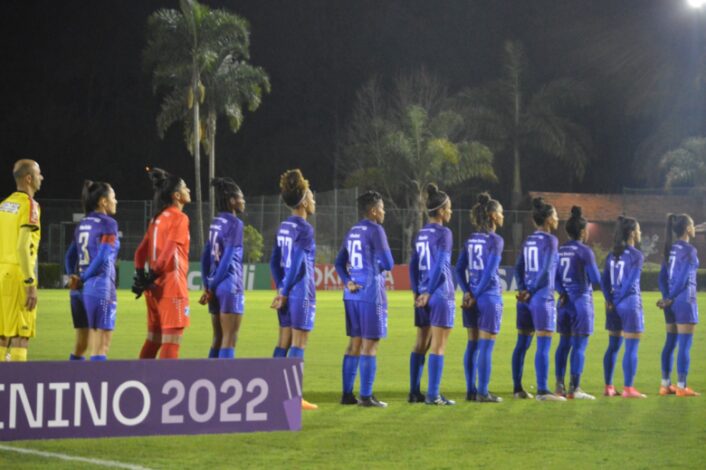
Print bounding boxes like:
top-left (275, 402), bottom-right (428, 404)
top-left (291, 365), bottom-right (302, 396)
top-left (0, 444), bottom-right (151, 469)
top-left (283, 369), bottom-right (293, 399)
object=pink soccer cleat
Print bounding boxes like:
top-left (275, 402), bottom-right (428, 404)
top-left (621, 386), bottom-right (646, 398)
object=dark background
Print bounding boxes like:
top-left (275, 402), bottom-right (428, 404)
top-left (1, 0), bottom-right (704, 204)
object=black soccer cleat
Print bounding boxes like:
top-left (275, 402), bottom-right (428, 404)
top-left (359, 395), bottom-right (388, 408)
top-left (340, 392), bottom-right (359, 405)
top-left (466, 391), bottom-right (477, 402)
top-left (425, 395), bottom-right (456, 406)
top-left (408, 391), bottom-right (426, 403)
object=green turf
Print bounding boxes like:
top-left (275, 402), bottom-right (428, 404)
top-left (1, 290), bottom-right (705, 468)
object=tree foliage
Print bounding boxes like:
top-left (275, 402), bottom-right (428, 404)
top-left (660, 137), bottom-right (706, 189)
top-left (457, 40), bottom-right (593, 208)
top-left (243, 224), bottom-right (264, 263)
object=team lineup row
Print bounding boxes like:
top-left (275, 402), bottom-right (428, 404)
top-left (0, 161), bottom-right (699, 410)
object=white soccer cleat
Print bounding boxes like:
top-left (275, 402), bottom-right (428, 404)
top-left (535, 392), bottom-right (567, 402)
top-left (569, 388), bottom-right (595, 400)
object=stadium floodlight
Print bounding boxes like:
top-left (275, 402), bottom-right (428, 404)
top-left (687, 0), bottom-right (706, 9)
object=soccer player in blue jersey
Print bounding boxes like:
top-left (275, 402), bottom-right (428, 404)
top-left (335, 190), bottom-right (394, 407)
top-left (199, 177), bottom-right (245, 360)
top-left (409, 184), bottom-right (456, 406)
top-left (657, 213), bottom-right (699, 397)
top-left (455, 193), bottom-right (504, 403)
top-left (553, 206), bottom-right (601, 400)
top-left (65, 180), bottom-right (119, 361)
top-left (602, 216), bottom-right (646, 398)
top-left (270, 169), bottom-right (318, 410)
top-left (512, 197), bottom-right (564, 401)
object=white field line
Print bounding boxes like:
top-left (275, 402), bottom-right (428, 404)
top-left (0, 444), bottom-right (152, 470)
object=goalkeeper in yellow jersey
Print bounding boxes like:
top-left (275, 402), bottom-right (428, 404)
top-left (0, 159), bottom-right (43, 361)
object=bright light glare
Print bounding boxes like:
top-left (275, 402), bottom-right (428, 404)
top-left (687, 0), bottom-right (706, 9)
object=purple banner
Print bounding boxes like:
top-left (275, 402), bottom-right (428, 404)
top-left (0, 358), bottom-right (303, 441)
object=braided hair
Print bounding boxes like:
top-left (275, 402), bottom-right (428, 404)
top-left (212, 177), bottom-right (243, 213)
top-left (565, 205), bottom-right (587, 241)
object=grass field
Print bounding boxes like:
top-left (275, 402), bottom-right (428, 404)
top-left (1, 289), bottom-right (705, 469)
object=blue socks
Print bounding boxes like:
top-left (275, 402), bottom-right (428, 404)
top-left (273, 346), bottom-right (288, 358)
top-left (464, 340), bottom-right (479, 394)
top-left (410, 352), bottom-right (425, 394)
top-left (677, 333), bottom-right (693, 387)
top-left (288, 347), bottom-right (304, 359)
top-left (69, 353), bottom-right (85, 361)
top-left (90, 355), bottom-right (106, 361)
top-left (359, 355), bottom-right (377, 398)
top-left (427, 354), bottom-right (444, 399)
top-left (512, 334), bottom-right (533, 392)
top-left (535, 336), bottom-right (551, 393)
top-left (342, 354), bottom-right (360, 394)
top-left (555, 335), bottom-right (571, 384)
top-left (218, 348), bottom-right (235, 359)
top-left (603, 335), bottom-right (623, 385)
top-left (623, 338), bottom-right (640, 387)
top-left (208, 347), bottom-right (219, 358)
top-left (570, 335), bottom-right (589, 388)
top-left (661, 332), bottom-right (677, 381)
top-left (477, 339), bottom-right (495, 396)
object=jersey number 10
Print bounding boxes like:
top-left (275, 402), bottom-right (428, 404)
top-left (524, 246), bottom-right (539, 273)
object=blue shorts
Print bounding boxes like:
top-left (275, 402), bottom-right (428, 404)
top-left (344, 300), bottom-right (388, 339)
top-left (70, 290), bottom-right (88, 329)
top-left (556, 294), bottom-right (594, 336)
top-left (663, 306), bottom-right (676, 325)
top-left (463, 295), bottom-right (502, 334)
top-left (278, 297), bottom-right (315, 331)
top-left (606, 296), bottom-right (644, 333)
top-left (516, 295), bottom-right (556, 332)
top-left (671, 299), bottom-right (698, 325)
top-left (82, 294), bottom-right (117, 330)
top-left (208, 282), bottom-right (244, 315)
top-left (415, 294), bottom-right (455, 328)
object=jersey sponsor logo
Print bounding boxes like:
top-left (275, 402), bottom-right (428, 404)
top-left (0, 201), bottom-right (20, 214)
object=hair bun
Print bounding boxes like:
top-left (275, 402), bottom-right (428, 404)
top-left (426, 183), bottom-right (439, 197)
top-left (531, 197), bottom-right (545, 210)
top-left (477, 192), bottom-right (491, 205)
top-left (147, 167), bottom-right (170, 189)
top-left (570, 206), bottom-right (582, 218)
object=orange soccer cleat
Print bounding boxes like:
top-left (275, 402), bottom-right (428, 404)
top-left (659, 384), bottom-right (677, 396)
top-left (302, 398), bottom-right (319, 410)
top-left (621, 386), bottom-right (646, 398)
top-left (675, 387), bottom-right (700, 397)
top-left (603, 385), bottom-right (620, 397)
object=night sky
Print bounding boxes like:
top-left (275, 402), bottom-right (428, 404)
top-left (1, 0), bottom-right (705, 204)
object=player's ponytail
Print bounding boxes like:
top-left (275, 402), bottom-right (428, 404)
top-left (357, 190), bottom-right (383, 216)
top-left (147, 166), bottom-right (183, 217)
top-left (612, 215), bottom-right (639, 259)
top-left (425, 183), bottom-right (449, 217)
top-left (531, 197), bottom-right (555, 226)
top-left (211, 177), bottom-right (243, 213)
top-left (664, 213), bottom-right (692, 263)
top-left (81, 179), bottom-right (112, 214)
top-left (565, 205), bottom-right (587, 241)
top-left (470, 192), bottom-right (501, 232)
top-left (279, 169), bottom-right (310, 208)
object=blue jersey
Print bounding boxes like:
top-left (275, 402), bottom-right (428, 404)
top-left (206, 212), bottom-right (244, 293)
top-left (515, 231), bottom-right (558, 296)
top-left (456, 232), bottom-right (504, 298)
top-left (72, 212), bottom-right (119, 300)
top-left (662, 240), bottom-right (699, 304)
top-left (556, 240), bottom-right (601, 297)
top-left (335, 219), bottom-right (394, 305)
top-left (270, 216), bottom-right (316, 301)
top-left (602, 246), bottom-right (643, 304)
top-left (410, 223), bottom-right (454, 300)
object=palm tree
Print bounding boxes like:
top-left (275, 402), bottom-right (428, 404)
top-left (457, 40), bottom-right (593, 209)
top-left (341, 70), bottom-right (496, 257)
top-left (660, 137), bottom-right (706, 189)
top-left (145, 0), bottom-right (266, 245)
top-left (201, 56), bottom-right (270, 220)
